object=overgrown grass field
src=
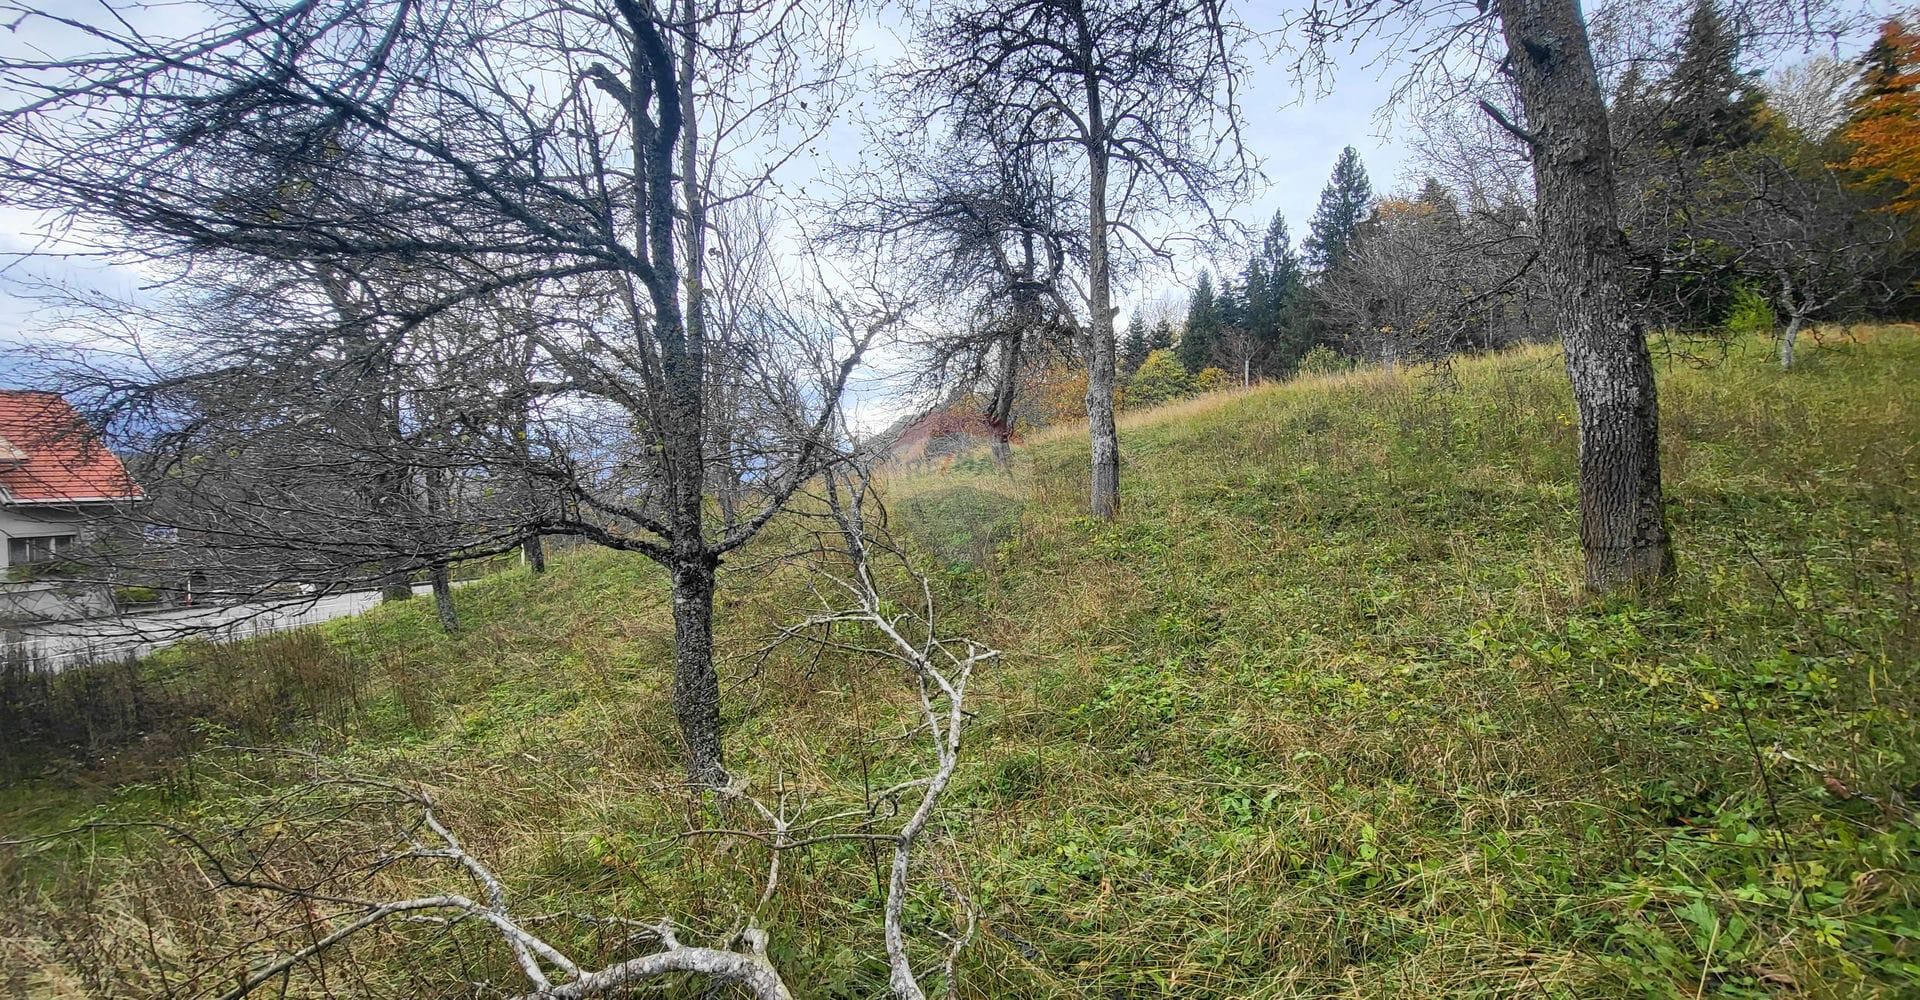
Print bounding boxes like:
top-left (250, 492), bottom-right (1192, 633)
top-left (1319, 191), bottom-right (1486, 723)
top-left (4, 328), bottom-right (1918, 998)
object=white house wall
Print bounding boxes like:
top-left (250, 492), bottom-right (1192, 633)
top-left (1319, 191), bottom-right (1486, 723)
top-left (0, 504), bottom-right (92, 568)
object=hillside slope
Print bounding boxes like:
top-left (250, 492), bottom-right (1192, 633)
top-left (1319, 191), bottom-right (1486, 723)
top-left (5, 330), bottom-right (1919, 998)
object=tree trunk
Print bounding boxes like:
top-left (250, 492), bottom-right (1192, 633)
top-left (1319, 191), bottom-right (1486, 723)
top-left (380, 566), bottom-right (414, 603)
top-left (1498, 0), bottom-right (1674, 591)
top-left (1084, 151), bottom-right (1120, 517)
top-left (523, 534), bottom-right (547, 573)
top-left (1780, 312), bottom-right (1805, 369)
top-left (670, 557), bottom-right (726, 787)
top-left (987, 336), bottom-right (1021, 472)
top-left (430, 561), bottom-right (457, 633)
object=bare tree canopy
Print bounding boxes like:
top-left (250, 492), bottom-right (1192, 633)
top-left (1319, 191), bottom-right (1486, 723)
top-left (0, 0), bottom-right (897, 784)
top-left (1289, 0), bottom-right (1859, 589)
top-left (895, 0), bottom-right (1259, 516)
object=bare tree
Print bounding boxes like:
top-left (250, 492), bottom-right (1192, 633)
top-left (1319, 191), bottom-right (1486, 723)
top-left (0, 0), bottom-right (885, 784)
top-left (2, 456), bottom-right (993, 1000)
top-left (1296, 0), bottom-right (1853, 587)
top-left (1766, 54), bottom-right (1861, 143)
top-left (18, 263), bottom-right (543, 635)
top-left (1709, 143), bottom-right (1914, 367)
top-left (829, 124), bottom-right (1084, 468)
top-left (901, 0), bottom-right (1257, 517)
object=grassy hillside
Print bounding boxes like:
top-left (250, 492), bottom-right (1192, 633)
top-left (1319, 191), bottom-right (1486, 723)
top-left (5, 329), bottom-right (1919, 998)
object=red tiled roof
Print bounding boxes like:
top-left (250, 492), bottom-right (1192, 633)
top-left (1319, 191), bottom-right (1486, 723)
top-left (0, 391), bottom-right (143, 503)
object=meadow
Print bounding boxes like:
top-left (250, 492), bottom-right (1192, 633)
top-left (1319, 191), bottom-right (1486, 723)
top-left (4, 327), bottom-right (1918, 998)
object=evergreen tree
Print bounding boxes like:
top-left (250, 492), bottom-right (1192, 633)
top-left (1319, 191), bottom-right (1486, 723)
top-left (1416, 177), bottom-right (1461, 223)
top-left (1612, 1), bottom-right (1772, 331)
top-left (1178, 269), bottom-right (1222, 371)
top-left (1121, 315), bottom-right (1151, 374)
top-left (1148, 318), bottom-right (1175, 351)
top-left (1609, 64), bottom-right (1659, 153)
top-left (1303, 146), bottom-right (1374, 275)
top-left (1216, 275), bottom-right (1248, 332)
top-left (1663, 0), bottom-right (1765, 157)
top-left (1243, 210), bottom-right (1310, 373)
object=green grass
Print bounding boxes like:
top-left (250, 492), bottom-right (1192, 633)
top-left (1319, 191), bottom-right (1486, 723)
top-left (4, 328), bottom-right (1919, 998)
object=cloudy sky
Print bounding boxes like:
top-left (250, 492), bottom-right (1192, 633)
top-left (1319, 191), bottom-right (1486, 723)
top-left (0, 0), bottom-right (1877, 428)
top-left (0, 2), bottom-right (1418, 337)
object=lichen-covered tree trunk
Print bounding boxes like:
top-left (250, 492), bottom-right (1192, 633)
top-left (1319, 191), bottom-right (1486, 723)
top-left (1776, 272), bottom-right (1809, 370)
top-left (1498, 0), bottom-right (1674, 590)
top-left (1084, 147), bottom-right (1120, 518)
top-left (522, 534), bottom-right (547, 573)
top-left (669, 556), bottom-right (724, 786)
top-left (429, 561), bottom-right (458, 632)
top-left (1780, 314), bottom-right (1807, 369)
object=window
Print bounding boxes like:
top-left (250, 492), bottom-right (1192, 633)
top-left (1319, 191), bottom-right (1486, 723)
top-left (8, 534), bottom-right (75, 566)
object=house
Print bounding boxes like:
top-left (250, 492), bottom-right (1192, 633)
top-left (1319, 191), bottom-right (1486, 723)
top-left (880, 406), bottom-right (1006, 468)
top-left (0, 390), bottom-right (143, 620)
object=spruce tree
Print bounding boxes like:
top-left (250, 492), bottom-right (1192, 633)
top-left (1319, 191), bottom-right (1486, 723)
top-left (1244, 210), bottom-right (1309, 373)
top-left (1644, 0), bottom-right (1768, 327)
top-left (1178, 269), bottom-right (1222, 371)
top-left (1663, 0), bottom-right (1765, 157)
top-left (1303, 146), bottom-right (1374, 275)
top-left (1121, 315), bottom-right (1151, 374)
top-left (1149, 318), bottom-right (1175, 351)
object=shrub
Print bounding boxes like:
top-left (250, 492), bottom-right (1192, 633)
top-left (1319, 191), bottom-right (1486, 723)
top-left (1125, 349), bottom-right (1193, 409)
top-left (114, 585), bottom-right (161, 606)
top-left (1296, 344), bottom-right (1352, 377)
top-left (1192, 366), bottom-right (1231, 393)
top-left (1724, 284), bottom-right (1776, 338)
top-left (1021, 362), bottom-right (1090, 426)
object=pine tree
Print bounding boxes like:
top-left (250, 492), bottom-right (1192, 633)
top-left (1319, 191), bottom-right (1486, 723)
top-left (1178, 270), bottom-right (1221, 371)
top-left (1121, 315), bottom-right (1151, 374)
top-left (1304, 146), bottom-right (1374, 275)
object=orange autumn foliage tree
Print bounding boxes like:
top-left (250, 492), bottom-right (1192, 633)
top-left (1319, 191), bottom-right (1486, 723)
top-left (1842, 16), bottom-right (1920, 215)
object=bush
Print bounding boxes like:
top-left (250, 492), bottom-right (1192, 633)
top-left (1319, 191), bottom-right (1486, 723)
top-left (1724, 284), bottom-right (1776, 338)
top-left (1192, 366), bottom-right (1231, 393)
top-left (114, 585), bottom-right (161, 606)
top-left (1124, 349), bottom-right (1193, 409)
top-left (1296, 344), bottom-right (1352, 377)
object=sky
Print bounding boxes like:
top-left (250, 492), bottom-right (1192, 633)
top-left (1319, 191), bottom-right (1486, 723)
top-left (0, 1), bottom-right (1415, 330)
top-left (0, 0), bottom-right (1879, 427)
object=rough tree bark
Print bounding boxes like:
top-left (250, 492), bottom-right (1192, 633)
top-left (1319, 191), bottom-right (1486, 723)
top-left (1496, 0), bottom-right (1674, 590)
top-left (1079, 19), bottom-right (1120, 519)
top-left (522, 535), bottom-right (547, 573)
top-left (669, 555), bottom-right (725, 786)
top-left (430, 561), bottom-right (458, 632)
top-left (987, 331), bottom-right (1021, 470)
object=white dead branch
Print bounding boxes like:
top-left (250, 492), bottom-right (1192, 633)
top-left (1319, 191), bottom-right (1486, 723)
top-left (105, 463), bottom-right (993, 1000)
